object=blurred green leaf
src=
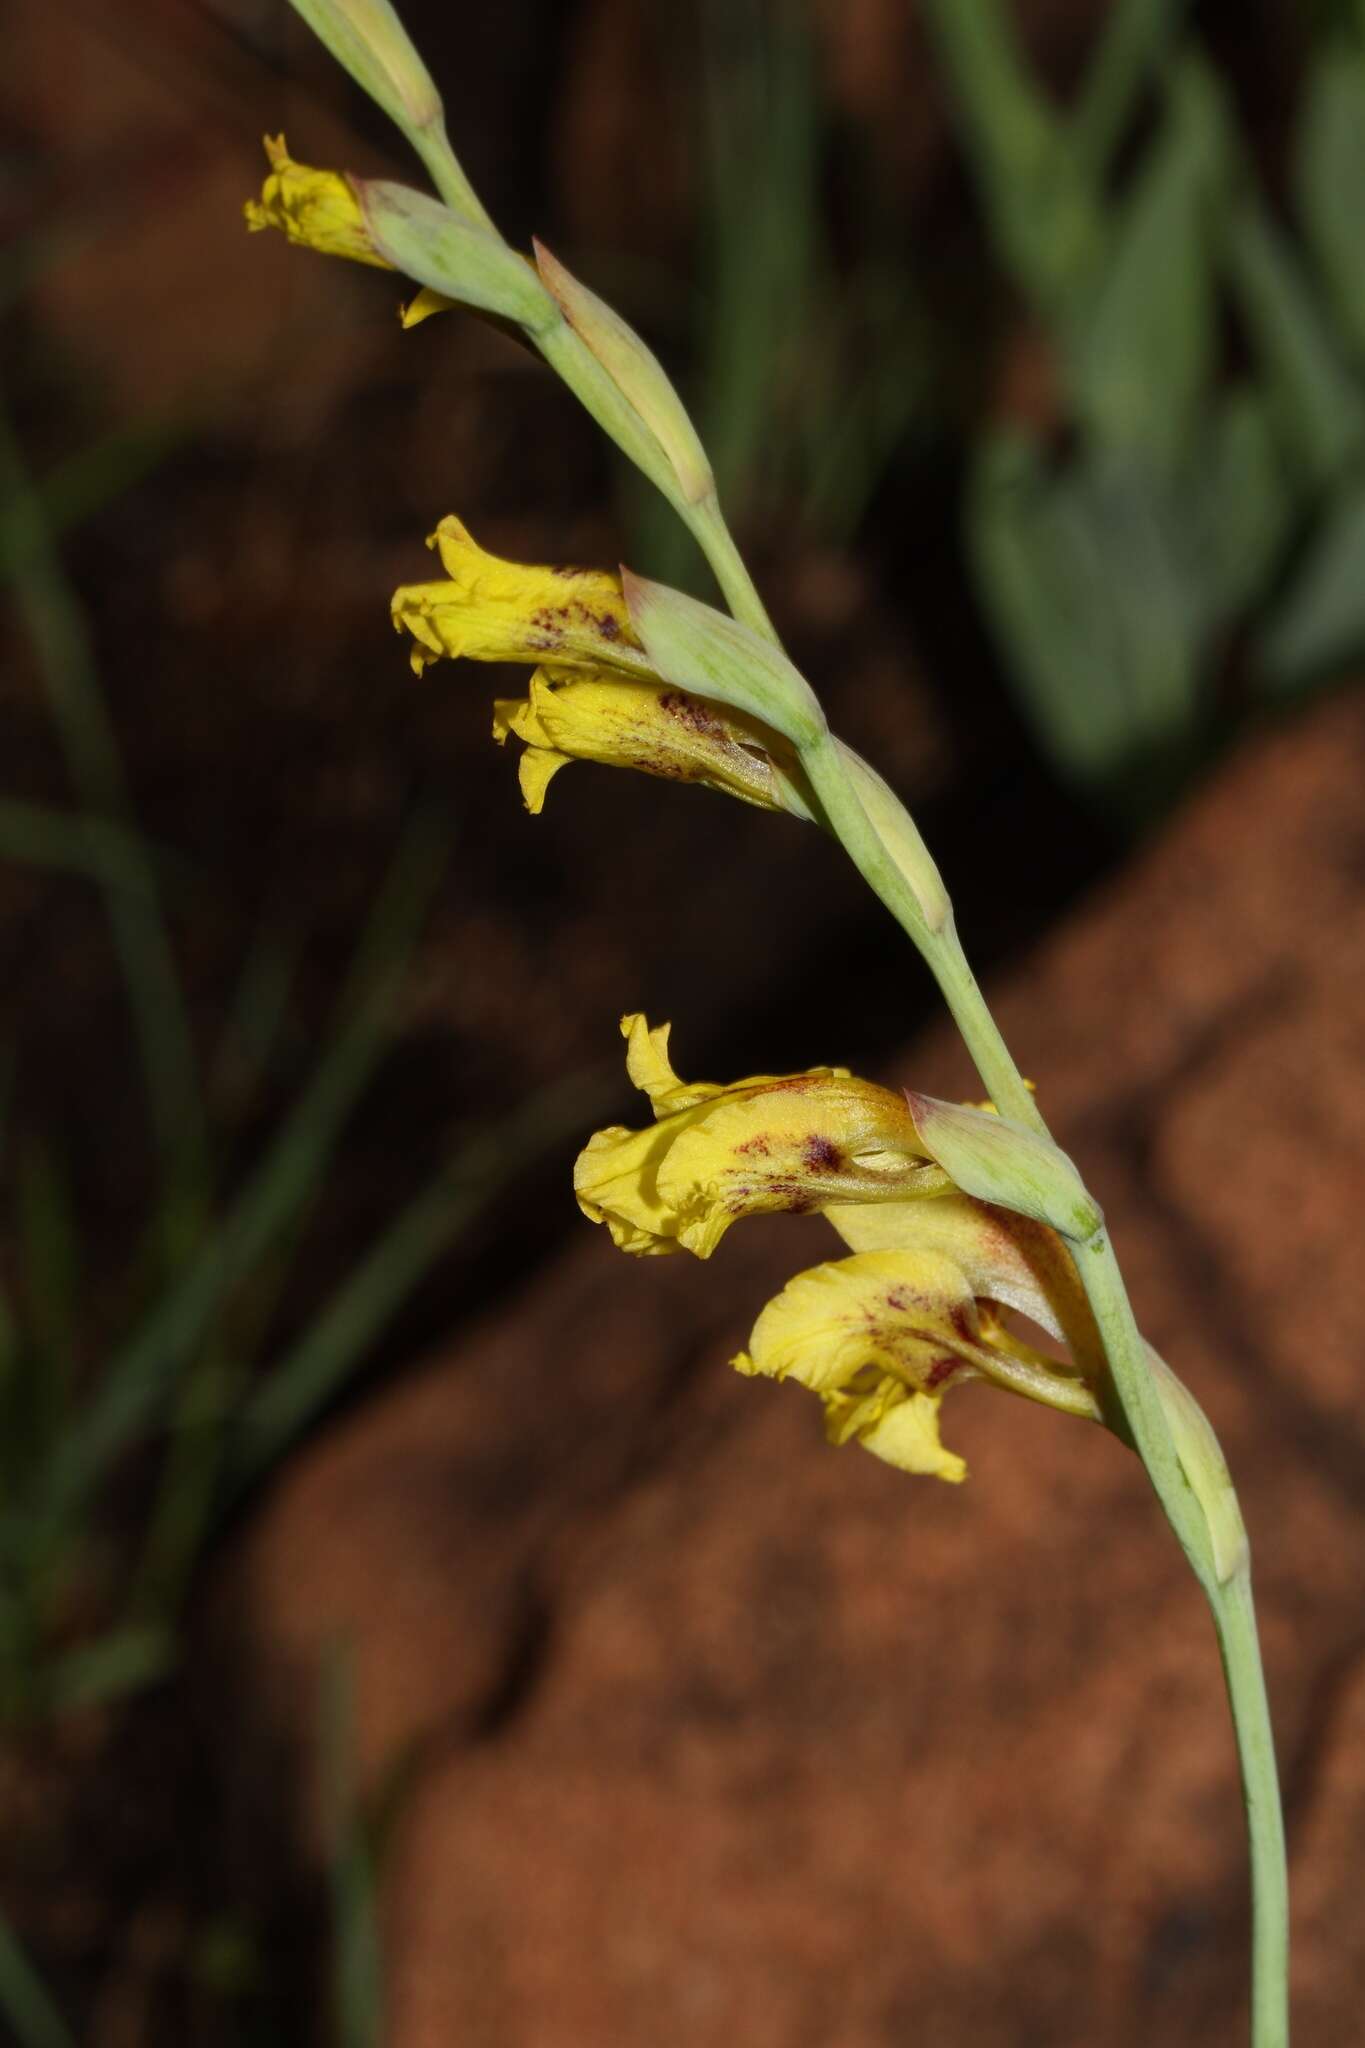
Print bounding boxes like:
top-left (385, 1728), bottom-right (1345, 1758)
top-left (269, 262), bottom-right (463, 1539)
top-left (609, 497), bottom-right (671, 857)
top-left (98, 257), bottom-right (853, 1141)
top-left (921, 0), bottom-right (1104, 323)
top-left (43, 1623), bottom-right (175, 1713)
top-left (698, 0), bottom-right (821, 520)
top-left (1258, 473), bottom-right (1365, 689)
top-left (1188, 388), bottom-right (1294, 625)
top-left (0, 394), bottom-right (205, 1199)
top-left (16, 1140), bottom-right (80, 1440)
top-left (1072, 56), bottom-right (1231, 467)
top-left (1071, 0), bottom-right (1189, 175)
top-left (1295, 40), bottom-right (1365, 365)
top-left (0, 1913), bottom-right (74, 2048)
top-left (234, 1064), bottom-right (609, 1488)
top-left (0, 421), bottom-right (183, 585)
top-left (1225, 194), bottom-right (1365, 493)
top-left (968, 433), bottom-right (1218, 796)
top-left (44, 810), bottom-right (450, 1520)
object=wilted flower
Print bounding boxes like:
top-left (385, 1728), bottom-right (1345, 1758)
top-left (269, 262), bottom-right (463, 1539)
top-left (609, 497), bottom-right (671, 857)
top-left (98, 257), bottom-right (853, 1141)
top-left (244, 136), bottom-right (389, 267)
top-left (492, 670), bottom-right (814, 818)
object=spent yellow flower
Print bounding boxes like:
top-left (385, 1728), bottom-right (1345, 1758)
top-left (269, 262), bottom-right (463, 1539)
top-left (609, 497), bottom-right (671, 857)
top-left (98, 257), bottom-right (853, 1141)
top-left (392, 517), bottom-right (654, 679)
top-left (244, 135), bottom-right (389, 268)
top-left (579, 1016), bottom-right (1107, 1482)
top-left (492, 670), bottom-right (816, 818)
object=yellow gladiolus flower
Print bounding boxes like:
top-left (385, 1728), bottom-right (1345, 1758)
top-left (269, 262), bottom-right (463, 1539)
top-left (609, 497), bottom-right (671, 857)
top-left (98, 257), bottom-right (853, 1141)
top-left (391, 517), bottom-right (654, 679)
top-left (244, 135), bottom-right (389, 268)
top-left (574, 1015), bottom-right (941, 1260)
top-left (734, 1243), bottom-right (1102, 1484)
top-left (491, 669), bottom-right (816, 818)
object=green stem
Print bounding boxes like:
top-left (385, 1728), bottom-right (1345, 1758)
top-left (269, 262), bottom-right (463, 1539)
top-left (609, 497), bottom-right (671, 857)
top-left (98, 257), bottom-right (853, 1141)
top-left (799, 714), bottom-right (1289, 2039)
top-left (411, 118), bottom-right (496, 232)
top-left (685, 496), bottom-right (779, 642)
top-left (1076, 1229), bottom-right (1219, 1587)
top-left (920, 920), bottom-right (1047, 1135)
top-left (1213, 1568), bottom-right (1290, 2048)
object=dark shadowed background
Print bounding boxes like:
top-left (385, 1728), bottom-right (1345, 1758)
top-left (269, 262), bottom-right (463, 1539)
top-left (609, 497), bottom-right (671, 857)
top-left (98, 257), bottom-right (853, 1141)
top-left (1, 1), bottom-right (1363, 2042)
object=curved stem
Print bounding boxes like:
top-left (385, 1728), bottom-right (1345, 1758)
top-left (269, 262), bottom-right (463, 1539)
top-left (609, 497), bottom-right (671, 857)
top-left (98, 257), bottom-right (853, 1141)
top-left (1213, 1568), bottom-right (1290, 2048)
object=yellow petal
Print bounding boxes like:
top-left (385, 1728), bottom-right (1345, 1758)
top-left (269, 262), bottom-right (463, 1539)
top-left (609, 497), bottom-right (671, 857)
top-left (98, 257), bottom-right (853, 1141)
top-left (244, 135), bottom-right (389, 269)
top-left (854, 1390), bottom-right (966, 1482)
top-left (515, 746), bottom-right (571, 814)
top-left (391, 518), bottom-right (654, 679)
top-left (400, 286), bottom-right (457, 328)
top-left (621, 1013), bottom-right (725, 1117)
top-left (734, 1248), bottom-right (982, 1398)
top-left (734, 1252), bottom-right (974, 1482)
top-left (822, 1190), bottom-right (1103, 1377)
top-left (572, 1122), bottom-right (682, 1255)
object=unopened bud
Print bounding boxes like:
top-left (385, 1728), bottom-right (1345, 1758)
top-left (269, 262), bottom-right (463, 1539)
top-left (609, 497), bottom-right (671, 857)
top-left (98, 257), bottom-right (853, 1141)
top-left (534, 241), bottom-right (713, 506)
top-left (289, 0), bottom-right (442, 135)
top-left (1148, 1349), bottom-right (1248, 1583)
top-left (835, 743), bottom-right (950, 934)
top-left (906, 1094), bottom-right (1103, 1243)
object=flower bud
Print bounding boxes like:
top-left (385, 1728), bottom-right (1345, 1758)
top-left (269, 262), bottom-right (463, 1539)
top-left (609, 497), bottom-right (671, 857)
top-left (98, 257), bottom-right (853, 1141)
top-left (288, 0), bottom-right (443, 139)
top-left (834, 742), bottom-right (951, 934)
top-left (906, 1093), bottom-right (1103, 1243)
top-left (534, 241), bottom-right (713, 506)
top-left (623, 573), bottom-right (827, 749)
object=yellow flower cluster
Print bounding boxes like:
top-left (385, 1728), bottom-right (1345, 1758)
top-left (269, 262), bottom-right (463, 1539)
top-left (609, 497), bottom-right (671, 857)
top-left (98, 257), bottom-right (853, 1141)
top-left (575, 1017), bottom-right (1104, 1483)
top-left (388, 517), bottom-right (817, 819)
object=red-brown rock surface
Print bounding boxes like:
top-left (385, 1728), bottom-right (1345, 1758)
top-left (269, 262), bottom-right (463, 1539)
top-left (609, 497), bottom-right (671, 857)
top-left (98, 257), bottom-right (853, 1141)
top-left (209, 687), bottom-right (1365, 2045)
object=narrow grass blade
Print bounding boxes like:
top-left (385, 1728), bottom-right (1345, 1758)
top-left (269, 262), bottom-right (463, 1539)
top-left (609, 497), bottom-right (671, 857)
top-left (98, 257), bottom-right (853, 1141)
top-left (1071, 0), bottom-right (1188, 175)
top-left (1225, 194), bottom-right (1365, 493)
top-left (233, 1065), bottom-right (609, 1487)
top-left (0, 389), bottom-right (204, 1191)
top-left (320, 1644), bottom-right (383, 2048)
top-left (45, 810), bottom-right (450, 1515)
top-left (0, 1912), bottom-right (75, 2048)
top-left (43, 1624), bottom-right (175, 1714)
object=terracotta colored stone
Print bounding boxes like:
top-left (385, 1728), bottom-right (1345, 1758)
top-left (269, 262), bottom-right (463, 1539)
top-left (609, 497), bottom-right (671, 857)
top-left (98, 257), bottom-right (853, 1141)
top-left (210, 688), bottom-right (1365, 2044)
